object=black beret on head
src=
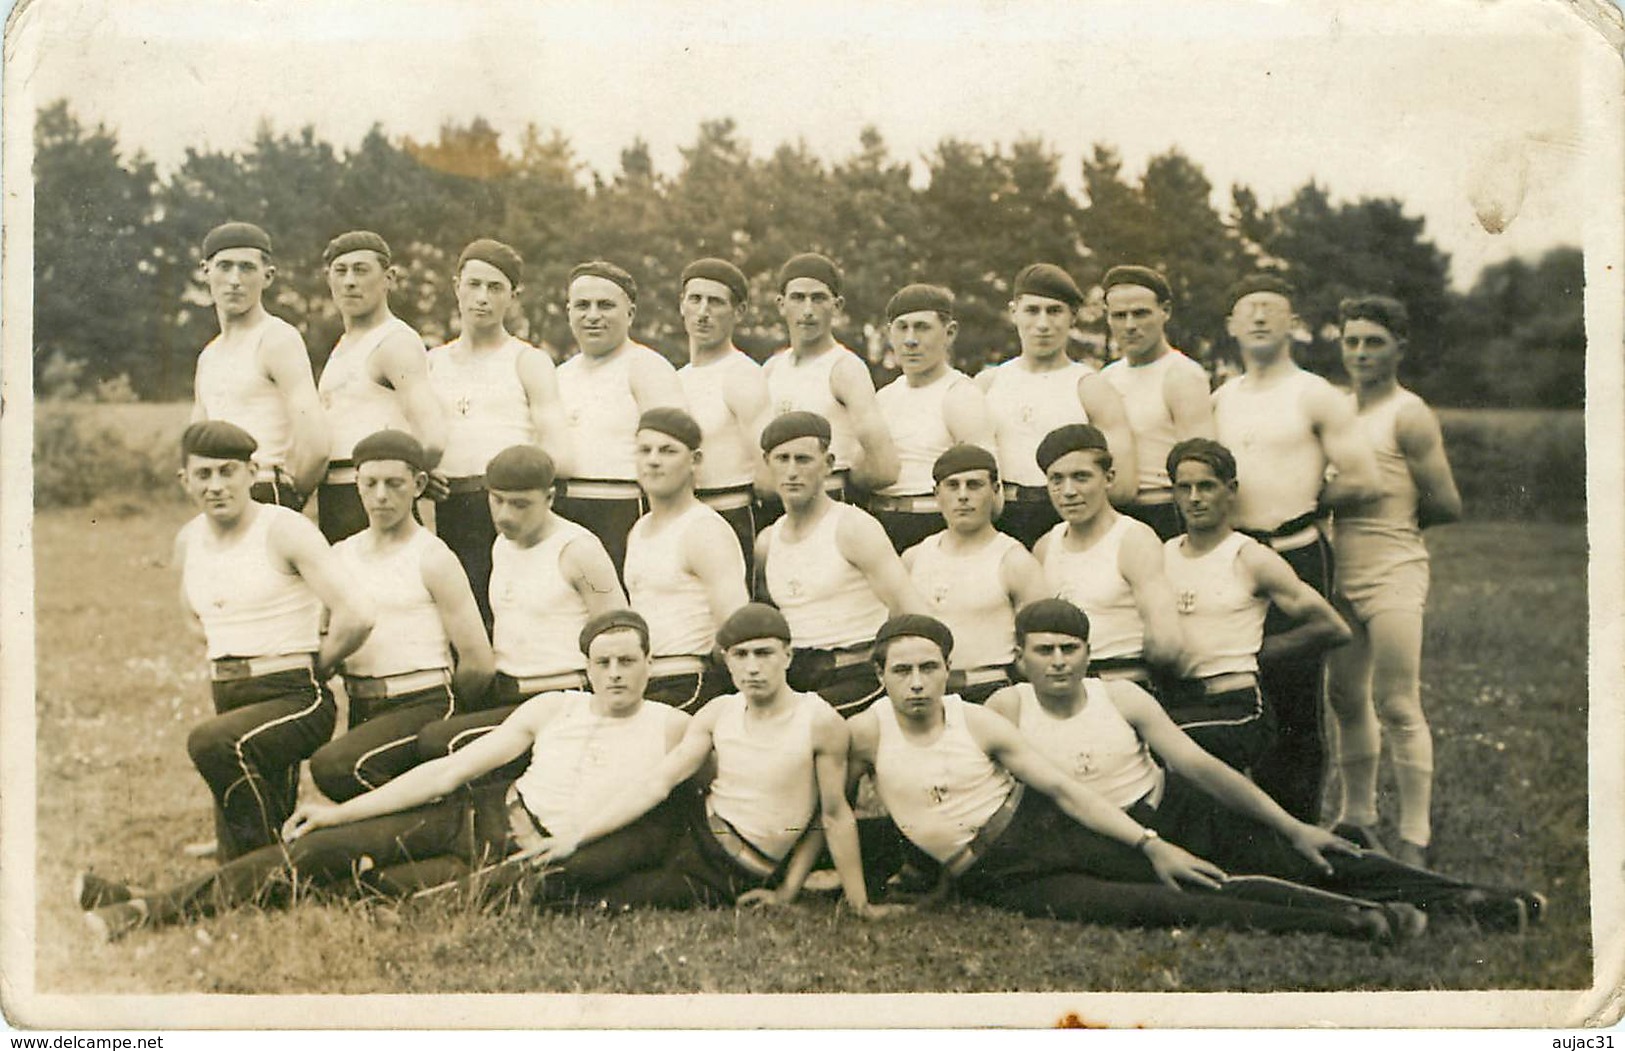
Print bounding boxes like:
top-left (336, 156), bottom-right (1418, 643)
top-left (458, 238), bottom-right (523, 287)
top-left (776, 252), bottom-right (843, 296)
top-left (181, 420), bottom-right (258, 462)
top-left (1035, 423), bottom-right (1110, 474)
top-left (760, 411), bottom-right (832, 453)
top-left (323, 230), bottom-right (391, 267)
top-left (716, 603), bottom-right (793, 650)
top-left (886, 283), bottom-right (955, 322)
top-left (1102, 265), bottom-right (1172, 304)
top-left (579, 608), bottom-right (650, 656)
top-left (352, 429), bottom-right (427, 472)
top-left (932, 443), bottom-right (999, 484)
top-left (681, 258), bottom-right (749, 306)
top-left (485, 445), bottom-right (557, 491)
top-left (1013, 263), bottom-right (1083, 308)
top-left (1227, 272), bottom-right (1296, 308)
top-left (638, 407), bottom-right (703, 451)
top-left (202, 222), bottom-right (272, 260)
top-left (1015, 598), bottom-right (1092, 643)
top-left (569, 260), bottom-right (638, 304)
top-left (873, 614), bottom-right (955, 661)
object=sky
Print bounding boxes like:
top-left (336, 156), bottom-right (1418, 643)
top-left (5, 0), bottom-right (1612, 290)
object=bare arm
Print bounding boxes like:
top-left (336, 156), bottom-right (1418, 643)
top-left (682, 512), bottom-right (750, 631)
top-left (983, 685), bottom-right (1023, 725)
top-left (794, 710), bottom-right (891, 916)
top-left (1395, 399), bottom-right (1462, 528)
top-left (420, 538), bottom-right (495, 705)
top-left (562, 534), bottom-right (629, 616)
top-left (271, 512), bottom-right (375, 678)
top-left (262, 323), bottom-right (329, 494)
top-left (173, 527), bottom-right (207, 644)
top-left (1117, 520), bottom-right (1183, 670)
top-left (942, 379), bottom-right (997, 451)
top-left (1308, 383), bottom-right (1379, 512)
top-left (722, 363), bottom-right (776, 498)
top-left (1241, 542), bottom-right (1352, 664)
top-left (835, 509), bottom-right (929, 616)
top-left (517, 345), bottom-right (575, 480)
top-left (374, 332), bottom-right (447, 467)
top-left (752, 529), bottom-right (774, 605)
top-left (628, 351), bottom-right (688, 414)
top-left (1077, 373), bottom-right (1139, 507)
top-left (1001, 544), bottom-right (1051, 611)
top-left (1164, 360), bottom-right (1216, 442)
top-left (832, 353), bottom-right (900, 490)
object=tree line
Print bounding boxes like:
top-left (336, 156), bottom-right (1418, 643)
top-left (32, 100), bottom-right (1583, 408)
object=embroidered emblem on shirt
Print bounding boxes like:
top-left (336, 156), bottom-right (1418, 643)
top-left (1177, 590), bottom-right (1197, 614)
top-left (929, 785), bottom-right (950, 805)
top-left (1020, 404), bottom-right (1035, 424)
top-left (455, 395), bottom-right (472, 417)
top-left (785, 578), bottom-right (805, 598)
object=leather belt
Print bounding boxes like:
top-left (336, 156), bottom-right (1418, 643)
top-left (958, 664), bottom-right (1013, 688)
top-left (1091, 657), bottom-right (1150, 683)
top-left (324, 460), bottom-right (358, 485)
top-left (445, 475), bottom-right (486, 496)
top-left (868, 493), bottom-right (940, 515)
top-left (344, 667), bottom-right (451, 700)
top-left (1199, 671), bottom-right (1258, 695)
top-left (1133, 488), bottom-right (1175, 507)
top-left (1240, 511), bottom-right (1325, 553)
top-left (509, 669), bottom-right (589, 695)
top-left (1002, 483), bottom-right (1051, 504)
top-left (648, 654), bottom-right (708, 679)
top-left (697, 484), bottom-right (754, 511)
top-left (824, 470), bottom-right (850, 498)
top-left (945, 783), bottom-right (1025, 876)
top-left (827, 641), bottom-right (876, 670)
top-left (211, 652), bottom-right (315, 682)
top-left (559, 478), bottom-right (643, 501)
top-left (705, 798), bottom-right (780, 879)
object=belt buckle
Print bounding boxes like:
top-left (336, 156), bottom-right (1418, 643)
top-left (213, 658), bottom-right (251, 681)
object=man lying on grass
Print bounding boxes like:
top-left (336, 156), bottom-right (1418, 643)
top-left (77, 609), bottom-right (689, 940)
top-left (986, 598), bottom-right (1547, 935)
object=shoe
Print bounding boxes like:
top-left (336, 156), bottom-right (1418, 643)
top-left (1381, 902), bottom-right (1429, 942)
top-left (74, 872), bottom-right (132, 911)
top-left (802, 869), bottom-right (843, 894)
top-left (85, 900), bottom-right (147, 943)
top-left (182, 840), bottom-right (218, 860)
top-left (1332, 823), bottom-right (1389, 854)
top-left (1354, 906), bottom-right (1395, 943)
top-left (1392, 840), bottom-right (1429, 868)
top-left (1456, 889), bottom-right (1530, 934)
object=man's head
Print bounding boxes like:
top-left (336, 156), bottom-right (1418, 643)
top-left (1102, 265), bottom-right (1173, 364)
top-left (761, 411), bottom-right (833, 511)
top-left (1013, 598), bottom-right (1092, 699)
top-left (456, 239), bottom-right (523, 335)
top-left (717, 603), bottom-right (794, 703)
top-left (932, 443), bottom-right (1001, 534)
top-left (202, 223), bottom-right (275, 319)
top-left (579, 609), bottom-right (652, 716)
top-left (873, 614), bottom-right (955, 717)
top-left (775, 253), bottom-right (844, 351)
top-left (1225, 272), bottom-right (1297, 363)
top-left (1037, 424), bottom-right (1114, 527)
top-left (1339, 295), bottom-right (1409, 387)
top-left (567, 261), bottom-right (638, 357)
top-left (178, 420), bottom-right (258, 523)
top-left (680, 258), bottom-right (748, 355)
top-left (353, 429), bottom-right (429, 532)
top-left (1167, 437), bottom-right (1238, 533)
top-left (886, 284), bottom-right (957, 381)
top-left (635, 407), bottom-right (703, 500)
top-left (485, 444), bottom-right (558, 544)
top-left (1009, 263), bottom-right (1083, 361)
top-left (324, 231), bottom-right (395, 321)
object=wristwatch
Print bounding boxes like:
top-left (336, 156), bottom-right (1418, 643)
top-left (1135, 827), bottom-right (1161, 852)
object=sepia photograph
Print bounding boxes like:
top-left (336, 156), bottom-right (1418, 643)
top-left (1, 0), bottom-right (1621, 1032)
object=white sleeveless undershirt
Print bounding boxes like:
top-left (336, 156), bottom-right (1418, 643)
top-left (490, 520), bottom-right (598, 677)
top-left (1015, 681), bottom-right (1162, 808)
top-left (1212, 366), bottom-right (1329, 532)
top-left (319, 315), bottom-right (417, 461)
top-left (194, 314), bottom-right (300, 469)
top-left (1334, 388), bottom-right (1428, 587)
top-left (872, 695), bottom-right (1015, 864)
top-left (625, 502), bottom-right (739, 657)
top-left (513, 693), bottom-right (671, 841)
top-left (334, 527), bottom-right (451, 678)
top-left (707, 691), bottom-right (821, 861)
top-left (1102, 348), bottom-right (1208, 493)
top-left (181, 505), bottom-right (323, 660)
top-left (763, 344), bottom-right (862, 470)
top-left (427, 336), bottom-right (538, 478)
top-left (1040, 516), bottom-right (1145, 662)
top-left (908, 531), bottom-right (1022, 669)
top-left (558, 342), bottom-right (674, 481)
top-left (678, 350), bottom-right (760, 490)
top-left (1162, 531), bottom-right (1267, 679)
top-left (875, 369), bottom-right (965, 496)
top-left (983, 357), bottom-right (1090, 487)
top-left (763, 504), bottom-right (890, 649)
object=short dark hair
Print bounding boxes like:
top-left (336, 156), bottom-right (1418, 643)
top-left (1166, 438), bottom-right (1238, 485)
top-left (1338, 295), bottom-right (1410, 341)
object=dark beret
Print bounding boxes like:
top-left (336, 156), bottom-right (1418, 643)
top-left (579, 608), bottom-right (650, 656)
top-left (1035, 424), bottom-right (1110, 474)
top-left (458, 238), bottom-right (523, 287)
top-left (716, 603), bottom-right (793, 650)
top-left (202, 222), bottom-right (272, 260)
top-left (886, 283), bottom-right (955, 322)
top-left (873, 614), bottom-right (955, 661)
top-left (1013, 263), bottom-right (1083, 308)
top-left (323, 230), bottom-right (391, 267)
top-left (638, 407), bottom-right (703, 451)
top-left (181, 420), bottom-right (258, 462)
top-left (681, 258), bottom-right (749, 306)
top-left (932, 443), bottom-right (999, 484)
top-left (352, 429), bottom-right (428, 472)
top-left (1014, 598), bottom-right (1092, 643)
top-left (485, 445), bottom-right (557, 491)
top-left (776, 252), bottom-right (843, 296)
top-left (1227, 272), bottom-right (1296, 308)
top-left (569, 260), bottom-right (638, 304)
top-left (760, 411), bottom-right (832, 453)
top-left (1102, 265), bottom-right (1172, 304)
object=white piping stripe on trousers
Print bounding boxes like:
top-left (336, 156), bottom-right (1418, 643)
top-left (1215, 872), bottom-right (1382, 910)
top-left (1172, 687), bottom-right (1265, 731)
top-left (352, 690), bottom-right (456, 791)
top-left (220, 665), bottom-right (325, 859)
top-left (830, 683), bottom-right (885, 715)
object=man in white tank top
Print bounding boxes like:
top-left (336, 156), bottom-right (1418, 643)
top-left (1326, 297), bottom-right (1462, 867)
top-left (1031, 424), bottom-right (1183, 687)
top-left (529, 604), bottom-right (897, 916)
top-left (763, 253), bottom-right (900, 500)
top-left (1212, 273), bottom-right (1380, 822)
top-left (870, 284), bottom-right (996, 554)
top-left (80, 611), bottom-right (694, 939)
top-left (427, 239), bottom-right (572, 633)
top-left (626, 408), bottom-right (750, 711)
top-left (1165, 439), bottom-right (1352, 778)
top-left (191, 222), bottom-right (328, 510)
top-left (902, 444), bottom-right (1046, 703)
top-left (976, 263), bottom-right (1139, 547)
top-left (316, 231), bottom-right (447, 544)
top-left (170, 422), bottom-right (375, 862)
top-left (554, 260), bottom-right (688, 579)
top-left (676, 258), bottom-right (771, 572)
top-left (1099, 265), bottom-right (1216, 540)
top-left (307, 430), bottom-right (494, 804)
top-left (415, 444), bottom-right (628, 769)
top-left (755, 412), bottom-right (929, 714)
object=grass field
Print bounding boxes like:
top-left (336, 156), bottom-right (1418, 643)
top-left (31, 505), bottom-right (1592, 998)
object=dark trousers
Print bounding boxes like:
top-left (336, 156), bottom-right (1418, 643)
top-left (593, 791), bottom-right (773, 909)
top-left (788, 650), bottom-right (885, 715)
top-left (1124, 500), bottom-right (1183, 542)
top-left (871, 508), bottom-right (944, 555)
top-left (188, 668), bottom-right (336, 861)
top-left (1157, 682), bottom-right (1277, 775)
top-left (415, 673), bottom-right (557, 783)
top-left (250, 471), bottom-right (307, 512)
top-left (996, 497), bottom-right (1060, 550)
top-left (1251, 535), bottom-right (1335, 822)
top-left (309, 684), bottom-right (456, 803)
top-left (646, 659), bottom-right (734, 714)
top-left (317, 482), bottom-right (368, 544)
top-left (436, 490), bottom-right (497, 636)
top-left (553, 492), bottom-right (644, 582)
